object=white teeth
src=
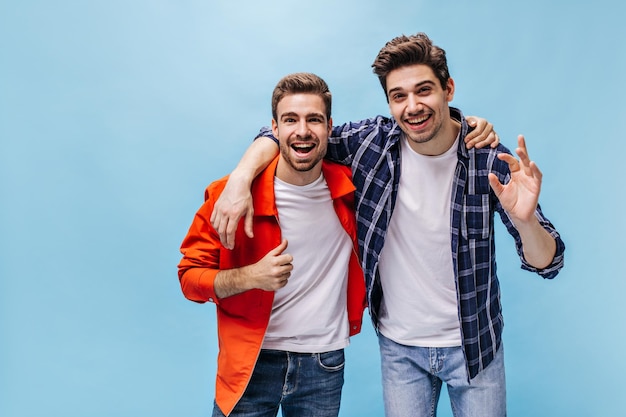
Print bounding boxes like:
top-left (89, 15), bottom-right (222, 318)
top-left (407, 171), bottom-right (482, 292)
top-left (407, 115), bottom-right (429, 124)
top-left (292, 144), bottom-right (314, 151)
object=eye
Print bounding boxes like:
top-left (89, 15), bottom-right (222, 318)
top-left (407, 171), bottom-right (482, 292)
top-left (391, 93), bottom-right (406, 102)
top-left (283, 117), bottom-right (296, 123)
top-left (308, 116), bottom-right (323, 123)
top-left (417, 86), bottom-right (432, 95)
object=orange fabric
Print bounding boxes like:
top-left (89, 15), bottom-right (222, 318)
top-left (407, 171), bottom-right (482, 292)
top-left (178, 157), bottom-right (366, 416)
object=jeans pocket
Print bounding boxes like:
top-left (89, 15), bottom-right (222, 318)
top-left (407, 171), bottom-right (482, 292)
top-left (316, 349), bottom-right (345, 372)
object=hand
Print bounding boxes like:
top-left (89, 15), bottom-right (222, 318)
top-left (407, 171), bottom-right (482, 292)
top-left (210, 175), bottom-right (255, 250)
top-left (488, 135), bottom-right (542, 224)
top-left (465, 116), bottom-right (499, 149)
top-left (248, 240), bottom-right (294, 292)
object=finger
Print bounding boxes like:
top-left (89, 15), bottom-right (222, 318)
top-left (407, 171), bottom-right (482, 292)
top-left (244, 207), bottom-right (255, 238)
top-left (210, 207), bottom-right (222, 231)
top-left (529, 160), bottom-right (543, 182)
top-left (464, 120), bottom-right (493, 149)
top-left (275, 253), bottom-right (294, 267)
top-left (514, 135), bottom-right (534, 176)
top-left (498, 153), bottom-right (527, 177)
top-left (497, 152), bottom-right (520, 172)
top-left (492, 132), bottom-right (500, 148)
top-left (474, 131), bottom-right (496, 149)
top-left (488, 173), bottom-right (505, 197)
top-left (215, 216), bottom-right (231, 249)
top-left (224, 214), bottom-right (242, 250)
top-left (462, 117), bottom-right (481, 144)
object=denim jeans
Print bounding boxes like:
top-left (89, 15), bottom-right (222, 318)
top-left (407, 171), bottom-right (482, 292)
top-left (378, 333), bottom-right (506, 417)
top-left (212, 349), bottom-right (345, 417)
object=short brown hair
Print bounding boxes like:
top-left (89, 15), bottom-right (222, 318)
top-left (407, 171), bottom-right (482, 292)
top-left (271, 73), bottom-right (332, 121)
top-left (371, 33), bottom-right (450, 98)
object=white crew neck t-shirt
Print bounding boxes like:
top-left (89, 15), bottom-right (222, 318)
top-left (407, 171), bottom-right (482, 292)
top-left (262, 174), bottom-right (353, 353)
top-left (377, 135), bottom-right (462, 347)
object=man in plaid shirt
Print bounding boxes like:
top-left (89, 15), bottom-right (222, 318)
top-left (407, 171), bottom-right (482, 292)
top-left (211, 33), bottom-right (564, 417)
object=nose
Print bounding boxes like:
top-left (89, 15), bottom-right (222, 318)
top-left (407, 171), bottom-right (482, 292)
top-left (296, 120), bottom-right (310, 137)
top-left (406, 93), bottom-right (421, 113)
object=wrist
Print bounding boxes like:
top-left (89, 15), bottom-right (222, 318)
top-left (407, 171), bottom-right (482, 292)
top-left (228, 168), bottom-right (255, 189)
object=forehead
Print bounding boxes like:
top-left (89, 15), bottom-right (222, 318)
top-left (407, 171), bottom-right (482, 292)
top-left (276, 93), bottom-right (326, 118)
top-left (386, 64), bottom-right (438, 92)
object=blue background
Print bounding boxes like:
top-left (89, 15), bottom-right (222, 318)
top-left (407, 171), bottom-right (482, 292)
top-left (1, 1), bottom-right (624, 416)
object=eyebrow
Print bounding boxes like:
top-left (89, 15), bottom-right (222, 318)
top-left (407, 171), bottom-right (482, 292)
top-left (279, 111), bottom-right (326, 119)
top-left (387, 80), bottom-right (436, 95)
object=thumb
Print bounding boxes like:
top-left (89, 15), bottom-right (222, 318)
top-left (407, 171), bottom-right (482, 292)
top-left (488, 173), bottom-right (504, 198)
top-left (270, 239), bottom-right (288, 255)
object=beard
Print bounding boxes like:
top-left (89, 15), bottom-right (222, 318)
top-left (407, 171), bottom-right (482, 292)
top-left (279, 140), bottom-right (326, 173)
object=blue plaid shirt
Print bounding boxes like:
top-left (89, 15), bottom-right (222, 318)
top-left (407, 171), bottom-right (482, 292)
top-left (258, 107), bottom-right (565, 378)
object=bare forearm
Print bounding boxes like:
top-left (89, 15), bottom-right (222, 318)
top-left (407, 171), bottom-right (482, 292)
top-left (515, 217), bottom-right (557, 269)
top-left (214, 266), bottom-right (254, 299)
top-left (231, 137), bottom-right (279, 185)
top-left (211, 137), bottom-right (279, 247)
top-left (213, 239), bottom-right (293, 298)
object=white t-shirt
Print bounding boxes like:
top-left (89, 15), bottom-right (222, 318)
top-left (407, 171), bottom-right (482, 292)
top-left (377, 135), bottom-right (462, 347)
top-left (262, 174), bottom-right (352, 353)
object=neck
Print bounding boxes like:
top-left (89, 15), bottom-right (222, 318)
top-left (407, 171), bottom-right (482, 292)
top-left (408, 118), bottom-right (460, 156)
top-left (275, 159), bottom-right (323, 186)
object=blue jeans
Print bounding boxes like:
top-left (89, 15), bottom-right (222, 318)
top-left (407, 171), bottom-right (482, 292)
top-left (378, 333), bottom-right (506, 417)
top-left (212, 349), bottom-right (345, 417)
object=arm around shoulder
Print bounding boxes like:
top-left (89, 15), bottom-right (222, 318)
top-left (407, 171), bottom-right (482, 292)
top-left (211, 136), bottom-right (279, 249)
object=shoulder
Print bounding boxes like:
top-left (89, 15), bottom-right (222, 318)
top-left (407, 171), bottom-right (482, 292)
top-left (333, 115), bottom-right (397, 137)
top-left (322, 160), bottom-right (352, 176)
top-left (204, 175), bottom-right (230, 201)
top-left (321, 160), bottom-right (356, 197)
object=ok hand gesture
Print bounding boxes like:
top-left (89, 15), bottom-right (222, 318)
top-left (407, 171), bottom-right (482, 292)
top-left (488, 135), bottom-right (542, 225)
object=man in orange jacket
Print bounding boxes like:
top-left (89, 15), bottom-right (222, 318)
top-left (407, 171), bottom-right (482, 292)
top-left (178, 72), bottom-right (367, 417)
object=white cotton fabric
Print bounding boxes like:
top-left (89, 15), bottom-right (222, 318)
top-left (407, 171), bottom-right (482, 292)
top-left (377, 135), bottom-right (462, 347)
top-left (262, 174), bottom-right (352, 353)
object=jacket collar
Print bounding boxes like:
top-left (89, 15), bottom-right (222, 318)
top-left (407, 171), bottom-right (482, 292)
top-left (251, 156), bottom-right (356, 217)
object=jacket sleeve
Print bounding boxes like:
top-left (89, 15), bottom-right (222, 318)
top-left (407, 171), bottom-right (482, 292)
top-left (177, 182), bottom-right (224, 304)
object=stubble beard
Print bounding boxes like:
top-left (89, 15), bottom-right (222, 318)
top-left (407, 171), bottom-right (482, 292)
top-left (403, 113), bottom-right (443, 146)
top-left (279, 142), bottom-right (325, 173)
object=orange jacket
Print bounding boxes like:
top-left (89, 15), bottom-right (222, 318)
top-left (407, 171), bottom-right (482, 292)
top-left (178, 157), bottom-right (366, 416)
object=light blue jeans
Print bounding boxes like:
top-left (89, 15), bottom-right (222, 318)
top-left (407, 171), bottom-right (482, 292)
top-left (378, 333), bottom-right (506, 417)
top-left (212, 349), bottom-right (345, 417)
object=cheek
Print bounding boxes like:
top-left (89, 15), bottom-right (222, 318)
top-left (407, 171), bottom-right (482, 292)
top-left (388, 103), bottom-right (403, 119)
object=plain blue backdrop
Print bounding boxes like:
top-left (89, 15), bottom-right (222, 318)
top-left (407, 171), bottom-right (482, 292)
top-left (1, 1), bottom-right (624, 416)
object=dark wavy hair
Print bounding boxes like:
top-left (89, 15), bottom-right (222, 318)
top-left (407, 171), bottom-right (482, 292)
top-left (372, 32), bottom-right (450, 99)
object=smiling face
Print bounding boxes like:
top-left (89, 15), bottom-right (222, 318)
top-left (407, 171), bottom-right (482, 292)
top-left (386, 64), bottom-right (457, 155)
top-left (272, 93), bottom-right (332, 185)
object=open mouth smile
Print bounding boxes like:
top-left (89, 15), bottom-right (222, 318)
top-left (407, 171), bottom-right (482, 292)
top-left (291, 143), bottom-right (315, 155)
top-left (405, 113), bottom-right (431, 129)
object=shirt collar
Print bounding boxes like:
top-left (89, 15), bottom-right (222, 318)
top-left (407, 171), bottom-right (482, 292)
top-left (450, 107), bottom-right (471, 160)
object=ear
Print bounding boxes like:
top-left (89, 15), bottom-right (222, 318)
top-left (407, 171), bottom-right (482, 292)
top-left (445, 77), bottom-right (455, 102)
top-left (327, 117), bottom-right (333, 135)
top-left (272, 119), bottom-right (279, 138)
